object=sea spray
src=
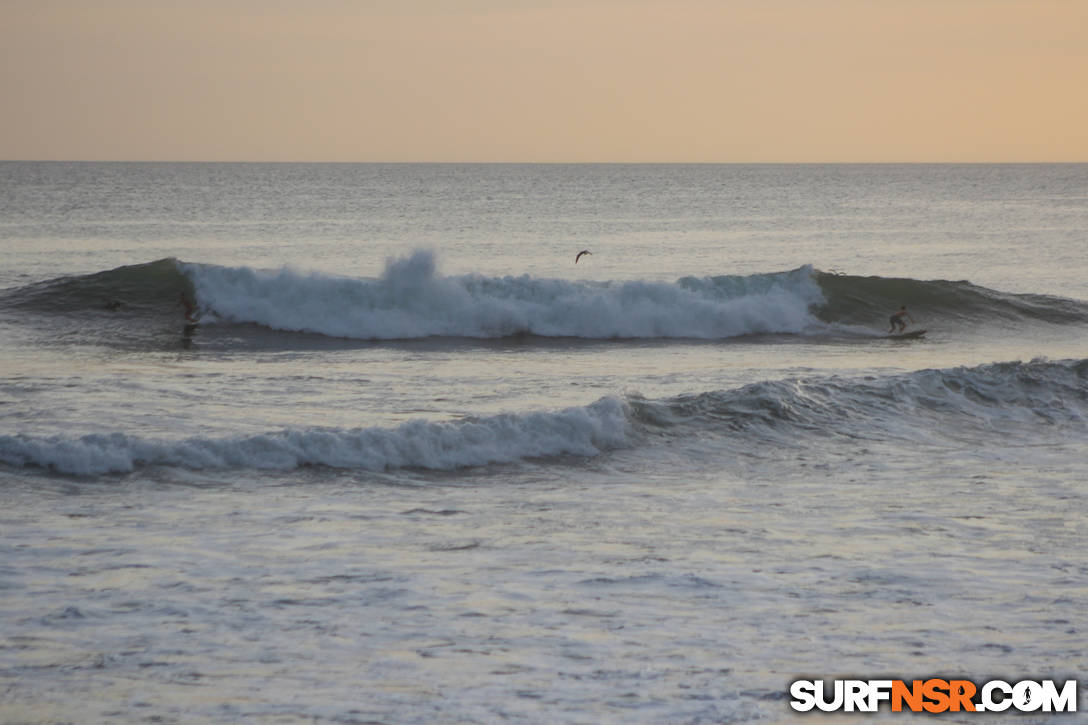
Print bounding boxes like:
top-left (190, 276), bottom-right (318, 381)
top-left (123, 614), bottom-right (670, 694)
top-left (181, 250), bottom-right (827, 340)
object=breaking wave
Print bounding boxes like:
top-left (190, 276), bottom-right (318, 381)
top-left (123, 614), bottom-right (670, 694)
top-left (0, 398), bottom-right (631, 477)
top-left (2, 253), bottom-right (1085, 344)
top-left (182, 251), bottom-right (825, 339)
top-left (3, 359), bottom-right (1084, 477)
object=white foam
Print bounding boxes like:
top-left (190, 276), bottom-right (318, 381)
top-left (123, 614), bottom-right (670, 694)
top-left (0, 397), bottom-right (630, 476)
top-left (181, 251), bottom-right (825, 340)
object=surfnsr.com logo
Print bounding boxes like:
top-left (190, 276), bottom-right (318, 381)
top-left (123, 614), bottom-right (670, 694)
top-left (789, 679), bottom-right (1078, 713)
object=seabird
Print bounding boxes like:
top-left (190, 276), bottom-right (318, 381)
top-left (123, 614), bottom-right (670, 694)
top-left (575, 250), bottom-right (592, 264)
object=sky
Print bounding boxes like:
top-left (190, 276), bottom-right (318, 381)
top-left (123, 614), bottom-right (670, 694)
top-left (2, 0), bottom-right (1086, 162)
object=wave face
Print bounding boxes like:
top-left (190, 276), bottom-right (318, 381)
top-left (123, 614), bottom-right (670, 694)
top-left (184, 251), bottom-right (825, 339)
top-left (814, 271), bottom-right (1088, 327)
top-left (3, 359), bottom-right (1084, 477)
top-left (634, 358), bottom-right (1088, 447)
top-left (0, 258), bottom-right (191, 316)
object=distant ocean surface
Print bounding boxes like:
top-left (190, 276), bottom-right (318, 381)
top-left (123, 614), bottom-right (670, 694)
top-left (1, 162), bottom-right (1086, 723)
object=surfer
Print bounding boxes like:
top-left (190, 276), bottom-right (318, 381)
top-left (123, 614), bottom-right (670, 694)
top-left (575, 250), bottom-right (592, 264)
top-left (179, 292), bottom-right (198, 323)
top-left (888, 305), bottom-right (914, 333)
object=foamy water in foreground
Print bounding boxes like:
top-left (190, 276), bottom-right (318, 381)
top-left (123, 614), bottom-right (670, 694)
top-left (1, 163), bottom-right (1086, 723)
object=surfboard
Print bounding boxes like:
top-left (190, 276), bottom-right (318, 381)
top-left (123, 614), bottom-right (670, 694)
top-left (888, 329), bottom-right (926, 340)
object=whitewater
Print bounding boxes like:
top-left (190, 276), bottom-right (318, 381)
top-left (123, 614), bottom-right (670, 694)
top-left (1, 162), bottom-right (1086, 724)
top-left (182, 252), bottom-right (827, 340)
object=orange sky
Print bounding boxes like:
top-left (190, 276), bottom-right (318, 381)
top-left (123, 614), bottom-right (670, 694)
top-left (2, 0), bottom-right (1086, 162)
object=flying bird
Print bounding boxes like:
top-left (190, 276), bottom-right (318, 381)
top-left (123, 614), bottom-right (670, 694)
top-left (575, 250), bottom-right (592, 264)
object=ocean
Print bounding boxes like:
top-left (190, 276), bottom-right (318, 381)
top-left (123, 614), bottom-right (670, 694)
top-left (1, 162), bottom-right (1086, 723)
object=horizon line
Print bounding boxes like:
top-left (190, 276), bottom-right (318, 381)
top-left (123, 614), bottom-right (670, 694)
top-left (3, 159), bottom-right (1087, 165)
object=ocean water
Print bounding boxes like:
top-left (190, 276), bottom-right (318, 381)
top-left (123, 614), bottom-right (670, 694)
top-left (1, 162), bottom-right (1086, 723)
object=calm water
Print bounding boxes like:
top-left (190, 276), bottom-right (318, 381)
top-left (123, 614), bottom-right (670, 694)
top-left (1, 163), bottom-right (1087, 723)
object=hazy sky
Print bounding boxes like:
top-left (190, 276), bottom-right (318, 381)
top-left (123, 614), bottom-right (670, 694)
top-left (3, 0), bottom-right (1086, 162)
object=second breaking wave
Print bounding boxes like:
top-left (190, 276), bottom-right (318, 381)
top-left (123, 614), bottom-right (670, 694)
top-left (3, 359), bottom-right (1084, 477)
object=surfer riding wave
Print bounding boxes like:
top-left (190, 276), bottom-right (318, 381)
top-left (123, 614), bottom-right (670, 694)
top-left (179, 292), bottom-right (199, 323)
top-left (888, 305), bottom-right (914, 333)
